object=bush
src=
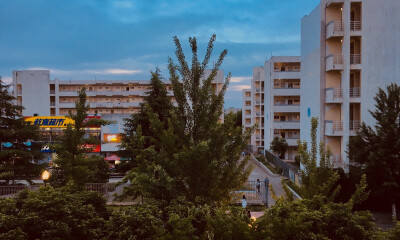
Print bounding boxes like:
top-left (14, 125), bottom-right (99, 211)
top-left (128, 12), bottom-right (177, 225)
top-left (0, 186), bottom-right (109, 240)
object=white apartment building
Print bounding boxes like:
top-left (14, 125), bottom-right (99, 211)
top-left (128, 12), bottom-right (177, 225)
top-left (242, 57), bottom-right (301, 158)
top-left (12, 69), bottom-right (225, 160)
top-left (264, 57), bottom-right (301, 161)
top-left (242, 66), bottom-right (265, 153)
top-left (12, 69), bottom-right (224, 117)
top-left (300, 0), bottom-right (400, 170)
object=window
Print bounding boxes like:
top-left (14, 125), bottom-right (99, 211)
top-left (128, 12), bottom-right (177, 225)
top-left (126, 87), bottom-right (129, 91)
top-left (288, 100), bottom-right (293, 105)
top-left (274, 116), bottom-right (280, 120)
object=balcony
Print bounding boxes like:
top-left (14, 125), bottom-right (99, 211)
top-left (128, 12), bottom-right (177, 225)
top-left (325, 120), bottom-right (343, 136)
top-left (50, 102), bottom-right (56, 107)
top-left (350, 54), bottom-right (361, 69)
top-left (325, 88), bottom-right (343, 103)
top-left (326, 21), bottom-right (343, 39)
top-left (59, 102), bottom-right (76, 108)
top-left (16, 90), bottom-right (22, 95)
top-left (273, 88), bottom-right (300, 96)
top-left (326, 0), bottom-right (344, 7)
top-left (331, 154), bottom-right (344, 168)
top-left (350, 87), bottom-right (361, 102)
top-left (50, 90), bottom-right (55, 94)
top-left (285, 138), bottom-right (300, 146)
top-left (255, 88), bottom-right (262, 93)
top-left (273, 121), bottom-right (300, 129)
top-left (326, 54), bottom-right (343, 71)
top-left (350, 120), bottom-right (361, 136)
top-left (273, 104), bottom-right (300, 113)
top-left (350, 21), bottom-right (362, 33)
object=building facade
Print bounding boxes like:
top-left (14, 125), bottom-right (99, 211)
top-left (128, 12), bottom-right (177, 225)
top-left (264, 57), bottom-right (301, 161)
top-left (300, 0), bottom-right (400, 170)
top-left (13, 69), bottom-right (225, 162)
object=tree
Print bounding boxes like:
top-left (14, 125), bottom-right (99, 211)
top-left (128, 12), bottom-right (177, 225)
top-left (0, 78), bottom-right (43, 184)
top-left (0, 185), bottom-right (109, 240)
top-left (120, 35), bottom-right (253, 206)
top-left (348, 83), bottom-right (400, 219)
top-left (117, 69), bottom-right (173, 173)
top-left (270, 137), bottom-right (288, 159)
top-left (297, 117), bottom-right (341, 200)
top-left (49, 87), bottom-right (111, 188)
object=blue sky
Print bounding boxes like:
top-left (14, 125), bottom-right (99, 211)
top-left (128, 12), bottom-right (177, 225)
top-left (0, 0), bottom-right (319, 107)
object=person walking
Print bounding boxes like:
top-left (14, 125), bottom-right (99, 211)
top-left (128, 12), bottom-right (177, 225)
top-left (241, 195), bottom-right (247, 208)
top-left (256, 179), bottom-right (261, 193)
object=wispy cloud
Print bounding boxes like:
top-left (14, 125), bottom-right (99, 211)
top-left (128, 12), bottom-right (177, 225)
top-left (230, 76), bottom-right (251, 83)
top-left (27, 67), bottom-right (142, 76)
top-left (229, 84), bottom-right (251, 91)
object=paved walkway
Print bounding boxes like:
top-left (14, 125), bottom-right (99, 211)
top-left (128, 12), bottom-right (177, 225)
top-left (245, 155), bottom-right (286, 206)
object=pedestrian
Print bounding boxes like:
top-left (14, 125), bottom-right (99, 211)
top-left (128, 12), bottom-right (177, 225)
top-left (247, 210), bottom-right (251, 219)
top-left (241, 194), bottom-right (247, 208)
top-left (256, 179), bottom-right (261, 193)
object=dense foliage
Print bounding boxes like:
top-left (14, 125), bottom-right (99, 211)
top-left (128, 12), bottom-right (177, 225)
top-left (0, 78), bottom-right (43, 184)
top-left (348, 83), bottom-right (400, 217)
top-left (0, 186), bottom-right (110, 240)
top-left (270, 136), bottom-right (288, 159)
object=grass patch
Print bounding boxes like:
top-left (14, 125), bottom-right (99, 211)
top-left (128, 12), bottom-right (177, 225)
top-left (282, 179), bottom-right (301, 197)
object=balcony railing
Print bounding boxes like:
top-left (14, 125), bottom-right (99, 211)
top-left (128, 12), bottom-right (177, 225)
top-left (350, 54), bottom-right (361, 64)
top-left (350, 120), bottom-right (361, 132)
top-left (326, 54), bottom-right (343, 71)
top-left (350, 87), bottom-right (361, 98)
top-left (331, 154), bottom-right (343, 168)
top-left (333, 121), bottom-right (343, 131)
top-left (50, 102), bottom-right (55, 106)
top-left (16, 90), bottom-right (22, 95)
top-left (255, 88), bottom-right (261, 92)
top-left (50, 90), bottom-right (55, 94)
top-left (350, 21), bottom-right (362, 31)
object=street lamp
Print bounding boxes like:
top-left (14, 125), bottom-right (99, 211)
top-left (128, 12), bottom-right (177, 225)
top-left (41, 170), bottom-right (50, 186)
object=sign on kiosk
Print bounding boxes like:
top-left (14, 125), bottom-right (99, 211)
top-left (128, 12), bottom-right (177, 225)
top-left (103, 134), bottom-right (121, 143)
top-left (25, 116), bottom-right (74, 128)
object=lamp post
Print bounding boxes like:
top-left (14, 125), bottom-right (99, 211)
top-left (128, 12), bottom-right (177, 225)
top-left (41, 170), bottom-right (50, 186)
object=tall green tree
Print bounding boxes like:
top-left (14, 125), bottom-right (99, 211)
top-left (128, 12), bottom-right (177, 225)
top-left (0, 78), bottom-right (43, 184)
top-left (120, 35), bottom-right (253, 206)
top-left (117, 69), bottom-right (173, 173)
top-left (49, 87), bottom-right (111, 188)
top-left (348, 83), bottom-right (400, 219)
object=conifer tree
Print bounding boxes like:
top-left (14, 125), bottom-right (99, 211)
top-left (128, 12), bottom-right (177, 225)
top-left (120, 35), bottom-right (253, 205)
top-left (0, 77), bottom-right (43, 184)
top-left (348, 83), bottom-right (400, 219)
top-left (49, 87), bottom-right (112, 188)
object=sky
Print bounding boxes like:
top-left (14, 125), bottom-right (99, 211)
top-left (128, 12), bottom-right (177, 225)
top-left (0, 0), bottom-right (319, 108)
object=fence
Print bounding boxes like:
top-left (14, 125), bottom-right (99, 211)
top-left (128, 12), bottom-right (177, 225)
top-left (85, 183), bottom-right (108, 196)
top-left (264, 150), bottom-right (300, 182)
top-left (0, 185), bottom-right (27, 196)
top-left (234, 180), bottom-right (268, 205)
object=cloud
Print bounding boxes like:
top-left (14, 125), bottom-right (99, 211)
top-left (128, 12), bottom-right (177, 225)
top-left (1, 76), bottom-right (12, 84)
top-left (230, 76), bottom-right (251, 83)
top-left (27, 67), bottom-right (142, 76)
top-left (229, 84), bottom-right (251, 91)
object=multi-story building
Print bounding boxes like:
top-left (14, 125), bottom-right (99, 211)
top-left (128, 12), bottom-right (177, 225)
top-left (242, 67), bottom-right (265, 153)
top-left (12, 69), bottom-right (225, 162)
top-left (300, 0), bottom-right (400, 170)
top-left (242, 89), bottom-right (253, 150)
top-left (264, 57), bottom-right (301, 161)
top-left (242, 57), bottom-right (301, 158)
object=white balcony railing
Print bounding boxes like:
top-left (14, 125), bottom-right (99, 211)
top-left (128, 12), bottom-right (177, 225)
top-left (325, 88), bottom-right (343, 103)
top-left (326, 21), bottom-right (344, 38)
top-left (331, 154), bottom-right (343, 167)
top-left (350, 21), bottom-right (362, 31)
top-left (350, 120), bottom-right (361, 132)
top-left (326, 54), bottom-right (343, 71)
top-left (350, 54), bottom-right (361, 64)
top-left (350, 87), bottom-right (361, 98)
top-left (50, 90), bottom-right (55, 94)
top-left (325, 120), bottom-right (343, 136)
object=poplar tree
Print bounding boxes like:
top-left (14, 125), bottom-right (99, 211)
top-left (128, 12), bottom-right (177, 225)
top-left (49, 87), bottom-right (111, 188)
top-left (0, 78), bottom-right (43, 184)
top-left (120, 35), bottom-right (253, 205)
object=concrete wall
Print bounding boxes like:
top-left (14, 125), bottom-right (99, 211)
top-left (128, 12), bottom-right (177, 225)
top-left (13, 70), bottom-right (50, 116)
top-left (300, 3), bottom-right (322, 146)
top-left (361, 0), bottom-right (400, 127)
